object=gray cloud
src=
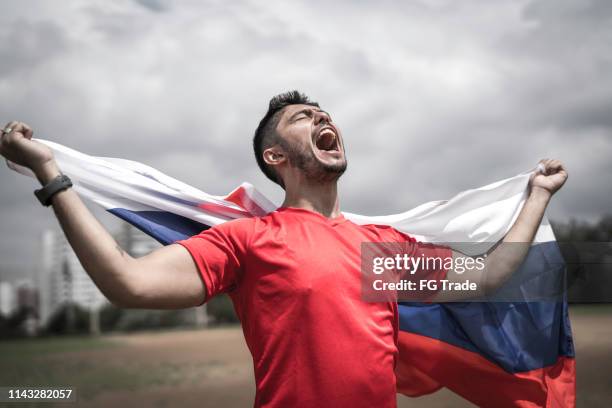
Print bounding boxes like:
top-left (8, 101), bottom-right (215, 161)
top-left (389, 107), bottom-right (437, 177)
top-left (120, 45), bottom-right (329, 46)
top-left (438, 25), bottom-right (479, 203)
top-left (0, 19), bottom-right (67, 76)
top-left (134, 0), bottom-right (170, 13)
top-left (1, 0), bottom-right (611, 282)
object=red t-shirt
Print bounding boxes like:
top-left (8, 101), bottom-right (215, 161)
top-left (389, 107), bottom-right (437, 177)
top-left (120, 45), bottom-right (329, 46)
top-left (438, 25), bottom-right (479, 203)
top-left (177, 207), bottom-right (446, 408)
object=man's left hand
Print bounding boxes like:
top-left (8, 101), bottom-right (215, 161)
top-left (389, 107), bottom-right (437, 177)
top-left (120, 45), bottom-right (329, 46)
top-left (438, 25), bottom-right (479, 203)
top-left (530, 159), bottom-right (568, 197)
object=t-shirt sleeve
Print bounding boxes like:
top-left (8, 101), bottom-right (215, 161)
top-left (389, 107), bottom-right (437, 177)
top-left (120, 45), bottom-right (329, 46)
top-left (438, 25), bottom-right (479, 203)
top-left (389, 228), bottom-right (451, 280)
top-left (176, 218), bottom-right (252, 303)
top-left (390, 227), bottom-right (452, 301)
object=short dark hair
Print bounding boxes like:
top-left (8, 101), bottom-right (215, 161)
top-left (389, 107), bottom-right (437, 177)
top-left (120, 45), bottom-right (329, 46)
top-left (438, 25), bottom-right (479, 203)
top-left (253, 90), bottom-right (319, 187)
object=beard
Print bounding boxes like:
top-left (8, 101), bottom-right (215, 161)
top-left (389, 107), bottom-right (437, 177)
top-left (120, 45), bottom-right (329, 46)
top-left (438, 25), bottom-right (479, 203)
top-left (279, 138), bottom-right (347, 183)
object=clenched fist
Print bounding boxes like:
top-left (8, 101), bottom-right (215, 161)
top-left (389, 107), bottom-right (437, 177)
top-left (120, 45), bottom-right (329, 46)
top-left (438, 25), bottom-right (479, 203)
top-left (530, 159), bottom-right (568, 197)
top-left (0, 121), bottom-right (57, 179)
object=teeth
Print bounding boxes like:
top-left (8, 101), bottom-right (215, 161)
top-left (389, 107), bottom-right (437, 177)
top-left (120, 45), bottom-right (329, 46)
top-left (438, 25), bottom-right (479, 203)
top-left (316, 128), bottom-right (337, 151)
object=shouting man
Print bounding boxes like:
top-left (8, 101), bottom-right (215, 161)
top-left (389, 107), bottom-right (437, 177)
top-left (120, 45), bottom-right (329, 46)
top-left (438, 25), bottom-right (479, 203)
top-left (0, 90), bottom-right (567, 407)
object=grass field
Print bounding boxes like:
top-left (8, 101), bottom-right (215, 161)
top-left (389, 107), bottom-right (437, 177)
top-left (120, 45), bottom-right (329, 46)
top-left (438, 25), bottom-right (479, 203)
top-left (1, 304), bottom-right (610, 407)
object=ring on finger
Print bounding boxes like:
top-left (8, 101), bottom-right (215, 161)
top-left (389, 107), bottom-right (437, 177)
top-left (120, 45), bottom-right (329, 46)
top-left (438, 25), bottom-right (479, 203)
top-left (1, 127), bottom-right (13, 135)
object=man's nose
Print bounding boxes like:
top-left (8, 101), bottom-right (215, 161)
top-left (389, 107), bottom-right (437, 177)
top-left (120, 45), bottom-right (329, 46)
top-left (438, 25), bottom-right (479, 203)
top-left (314, 110), bottom-right (331, 125)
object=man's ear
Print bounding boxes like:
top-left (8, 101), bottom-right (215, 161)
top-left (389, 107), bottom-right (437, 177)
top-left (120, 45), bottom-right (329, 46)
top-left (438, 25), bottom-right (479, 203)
top-left (263, 146), bottom-right (286, 167)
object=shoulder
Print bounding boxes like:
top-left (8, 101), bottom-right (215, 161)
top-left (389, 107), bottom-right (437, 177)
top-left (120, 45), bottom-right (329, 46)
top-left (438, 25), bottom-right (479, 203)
top-left (206, 212), bottom-right (285, 239)
top-left (186, 216), bottom-right (258, 247)
top-left (351, 222), bottom-right (417, 243)
top-left (211, 216), bottom-right (258, 234)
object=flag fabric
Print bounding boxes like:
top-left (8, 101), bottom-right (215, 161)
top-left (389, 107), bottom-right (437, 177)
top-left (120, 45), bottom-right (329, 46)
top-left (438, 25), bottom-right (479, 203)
top-left (10, 139), bottom-right (575, 407)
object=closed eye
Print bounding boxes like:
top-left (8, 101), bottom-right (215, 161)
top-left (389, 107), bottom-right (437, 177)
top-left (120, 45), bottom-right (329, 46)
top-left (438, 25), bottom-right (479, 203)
top-left (289, 108), bottom-right (332, 123)
top-left (292, 109), bottom-right (313, 122)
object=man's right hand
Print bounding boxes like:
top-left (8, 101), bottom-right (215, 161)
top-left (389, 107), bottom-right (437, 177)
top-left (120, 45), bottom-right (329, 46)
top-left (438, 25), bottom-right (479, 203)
top-left (0, 121), bottom-right (58, 181)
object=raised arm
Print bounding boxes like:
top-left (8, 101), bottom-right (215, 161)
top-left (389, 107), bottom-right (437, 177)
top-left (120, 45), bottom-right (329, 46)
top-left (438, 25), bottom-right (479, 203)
top-left (433, 159), bottom-right (568, 302)
top-left (0, 121), bottom-right (205, 309)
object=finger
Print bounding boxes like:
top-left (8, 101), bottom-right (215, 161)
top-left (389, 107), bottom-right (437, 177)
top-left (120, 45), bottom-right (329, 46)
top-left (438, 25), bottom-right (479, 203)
top-left (3, 120), bottom-right (18, 131)
top-left (8, 121), bottom-right (22, 132)
top-left (538, 158), bottom-right (550, 168)
top-left (548, 160), bottom-right (562, 171)
top-left (546, 160), bottom-right (566, 175)
top-left (1, 120), bottom-right (18, 137)
top-left (536, 159), bottom-right (548, 174)
top-left (12, 121), bottom-right (27, 134)
top-left (539, 159), bottom-right (559, 175)
top-left (21, 123), bottom-right (33, 139)
top-left (2, 124), bottom-right (23, 144)
top-left (2, 122), bottom-right (25, 143)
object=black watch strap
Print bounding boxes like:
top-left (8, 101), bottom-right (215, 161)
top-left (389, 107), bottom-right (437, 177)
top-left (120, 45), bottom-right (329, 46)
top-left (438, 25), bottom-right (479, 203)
top-left (34, 174), bottom-right (73, 206)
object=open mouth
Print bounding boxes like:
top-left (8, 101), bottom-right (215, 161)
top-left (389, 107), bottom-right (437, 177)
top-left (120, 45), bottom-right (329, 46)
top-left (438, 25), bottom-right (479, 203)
top-left (315, 127), bottom-right (340, 152)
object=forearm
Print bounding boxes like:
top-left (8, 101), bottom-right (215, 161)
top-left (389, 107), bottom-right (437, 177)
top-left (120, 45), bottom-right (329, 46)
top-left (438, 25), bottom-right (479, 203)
top-left (503, 187), bottom-right (551, 243)
top-left (438, 187), bottom-right (551, 301)
top-left (36, 160), bottom-right (137, 305)
top-left (480, 187), bottom-right (551, 292)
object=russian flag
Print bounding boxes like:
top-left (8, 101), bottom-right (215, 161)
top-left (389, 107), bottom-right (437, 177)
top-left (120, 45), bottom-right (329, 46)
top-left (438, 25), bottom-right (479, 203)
top-left (10, 139), bottom-right (576, 407)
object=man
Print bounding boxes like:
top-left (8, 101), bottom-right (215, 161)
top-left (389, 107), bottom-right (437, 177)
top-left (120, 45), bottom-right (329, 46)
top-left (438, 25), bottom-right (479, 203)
top-left (0, 90), bottom-right (567, 407)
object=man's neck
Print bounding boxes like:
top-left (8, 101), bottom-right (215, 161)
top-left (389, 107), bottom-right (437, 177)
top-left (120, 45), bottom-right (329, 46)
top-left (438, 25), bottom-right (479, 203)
top-left (281, 179), bottom-right (341, 219)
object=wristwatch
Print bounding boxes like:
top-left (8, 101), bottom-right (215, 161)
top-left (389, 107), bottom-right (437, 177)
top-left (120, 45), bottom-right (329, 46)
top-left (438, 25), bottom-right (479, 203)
top-left (34, 174), bottom-right (73, 206)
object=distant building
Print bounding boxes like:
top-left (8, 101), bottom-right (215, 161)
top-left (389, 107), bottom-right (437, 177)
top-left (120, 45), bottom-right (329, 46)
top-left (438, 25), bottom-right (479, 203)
top-left (38, 225), bottom-right (163, 327)
top-left (15, 279), bottom-right (39, 336)
top-left (0, 281), bottom-right (16, 317)
top-left (15, 279), bottom-right (38, 313)
top-left (38, 230), bottom-right (110, 327)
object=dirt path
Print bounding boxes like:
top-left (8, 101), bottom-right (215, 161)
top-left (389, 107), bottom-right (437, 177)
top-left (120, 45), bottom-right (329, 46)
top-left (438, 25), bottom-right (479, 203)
top-left (42, 306), bottom-right (612, 407)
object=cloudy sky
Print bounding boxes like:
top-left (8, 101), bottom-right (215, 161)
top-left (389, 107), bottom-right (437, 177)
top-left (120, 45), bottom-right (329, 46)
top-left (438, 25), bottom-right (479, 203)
top-left (1, 0), bottom-right (611, 282)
